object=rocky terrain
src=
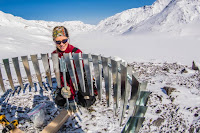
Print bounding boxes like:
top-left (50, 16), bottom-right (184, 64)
top-left (131, 62), bottom-right (200, 133)
top-left (0, 61), bottom-right (199, 133)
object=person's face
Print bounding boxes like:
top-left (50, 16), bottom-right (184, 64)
top-left (54, 36), bottom-right (69, 52)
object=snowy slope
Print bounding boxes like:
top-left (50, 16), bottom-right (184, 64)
top-left (0, 62), bottom-right (199, 133)
top-left (127, 0), bottom-right (200, 34)
top-left (0, 11), bottom-right (94, 35)
top-left (95, 0), bottom-right (200, 35)
top-left (95, 0), bottom-right (171, 34)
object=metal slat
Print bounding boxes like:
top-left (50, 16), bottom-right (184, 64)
top-left (117, 61), bottom-right (121, 108)
top-left (30, 55), bottom-right (43, 87)
top-left (139, 81), bottom-right (148, 91)
top-left (111, 59), bottom-right (117, 114)
top-left (83, 54), bottom-right (94, 96)
top-left (21, 56), bottom-right (34, 88)
top-left (121, 116), bottom-right (132, 133)
top-left (122, 116), bottom-right (145, 133)
top-left (51, 53), bottom-right (61, 88)
top-left (124, 66), bottom-right (132, 112)
top-left (73, 53), bottom-right (86, 93)
top-left (59, 56), bottom-right (69, 109)
top-left (12, 57), bottom-right (24, 90)
top-left (88, 54), bottom-right (94, 95)
top-left (135, 82), bottom-right (148, 105)
top-left (41, 54), bottom-right (52, 87)
top-left (3, 59), bottom-right (15, 90)
top-left (128, 74), bottom-right (140, 118)
top-left (137, 91), bottom-right (151, 106)
top-left (133, 105), bottom-right (148, 117)
top-left (102, 57), bottom-right (112, 107)
top-left (111, 59), bottom-right (121, 115)
top-left (63, 53), bottom-right (78, 91)
top-left (134, 117), bottom-right (145, 133)
top-left (0, 65), bottom-right (6, 92)
top-left (119, 64), bottom-right (129, 126)
top-left (108, 58), bottom-right (112, 105)
top-left (91, 55), bottom-right (102, 100)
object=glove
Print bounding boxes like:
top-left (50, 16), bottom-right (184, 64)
top-left (61, 86), bottom-right (71, 99)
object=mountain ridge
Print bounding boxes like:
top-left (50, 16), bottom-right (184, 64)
top-left (125, 0), bottom-right (200, 34)
top-left (0, 11), bottom-right (95, 33)
top-left (96, 0), bottom-right (200, 34)
top-left (95, 0), bottom-right (171, 34)
top-left (0, 0), bottom-right (200, 35)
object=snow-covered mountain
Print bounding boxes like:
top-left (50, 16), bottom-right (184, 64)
top-left (1, 0), bottom-right (200, 35)
top-left (127, 0), bottom-right (200, 34)
top-left (95, 0), bottom-right (171, 33)
top-left (0, 11), bottom-right (95, 59)
top-left (0, 11), bottom-right (95, 34)
top-left (96, 0), bottom-right (200, 34)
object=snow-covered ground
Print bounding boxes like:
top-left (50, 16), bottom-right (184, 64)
top-left (132, 62), bottom-right (200, 133)
top-left (0, 62), bottom-right (199, 133)
top-left (0, 0), bottom-right (200, 132)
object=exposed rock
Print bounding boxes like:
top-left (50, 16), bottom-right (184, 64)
top-left (157, 95), bottom-right (162, 102)
top-left (162, 67), bottom-right (169, 72)
top-left (169, 95), bottom-right (175, 102)
top-left (188, 126), bottom-right (194, 133)
top-left (192, 61), bottom-right (199, 70)
top-left (181, 68), bottom-right (188, 74)
top-left (153, 117), bottom-right (164, 127)
top-left (194, 113), bottom-right (198, 117)
top-left (163, 87), bottom-right (176, 95)
top-left (155, 109), bottom-right (162, 114)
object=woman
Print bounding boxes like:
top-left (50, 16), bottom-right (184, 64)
top-left (52, 26), bottom-right (96, 111)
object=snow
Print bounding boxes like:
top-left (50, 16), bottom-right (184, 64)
top-left (0, 0), bottom-right (200, 132)
top-left (95, 0), bottom-right (171, 34)
top-left (132, 62), bottom-right (200, 132)
top-left (127, 0), bottom-right (200, 34)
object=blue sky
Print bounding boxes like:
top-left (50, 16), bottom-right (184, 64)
top-left (0, 0), bottom-right (156, 25)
